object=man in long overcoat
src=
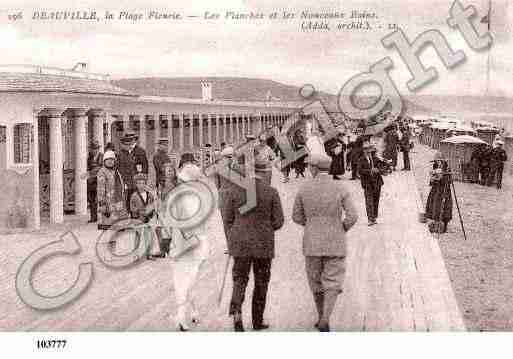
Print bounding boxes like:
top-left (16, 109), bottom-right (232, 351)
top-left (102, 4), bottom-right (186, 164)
top-left (117, 133), bottom-right (148, 212)
top-left (383, 125), bottom-right (399, 170)
top-left (153, 138), bottom-right (171, 193)
top-left (86, 140), bottom-right (103, 222)
top-left (220, 162), bottom-right (284, 332)
top-left (358, 143), bottom-right (385, 225)
top-left (292, 153), bottom-right (358, 331)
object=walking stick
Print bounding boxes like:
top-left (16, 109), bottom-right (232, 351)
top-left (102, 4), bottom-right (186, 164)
top-left (449, 172), bottom-right (468, 241)
top-left (217, 253), bottom-right (231, 307)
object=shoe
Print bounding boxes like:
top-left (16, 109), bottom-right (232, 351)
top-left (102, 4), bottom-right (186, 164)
top-left (88, 218), bottom-right (97, 223)
top-left (178, 323), bottom-right (189, 332)
top-left (317, 323), bottom-right (330, 332)
top-left (146, 255), bottom-right (156, 261)
top-left (233, 312), bottom-right (244, 332)
top-left (368, 220), bottom-right (377, 226)
top-left (253, 323), bottom-right (270, 331)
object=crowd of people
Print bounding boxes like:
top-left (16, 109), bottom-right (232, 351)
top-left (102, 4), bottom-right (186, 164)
top-left (82, 118), bottom-right (424, 332)
top-left (469, 136), bottom-right (508, 189)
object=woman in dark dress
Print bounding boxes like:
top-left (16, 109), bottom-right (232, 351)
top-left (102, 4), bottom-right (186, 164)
top-left (425, 160), bottom-right (453, 233)
top-left (324, 134), bottom-right (346, 180)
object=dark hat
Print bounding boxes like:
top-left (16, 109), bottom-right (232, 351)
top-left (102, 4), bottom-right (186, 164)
top-left (120, 132), bottom-right (138, 144)
top-left (133, 173), bottom-right (148, 182)
top-left (89, 140), bottom-right (100, 150)
top-left (205, 143), bottom-right (212, 148)
top-left (179, 152), bottom-right (196, 168)
top-left (157, 137), bottom-right (169, 145)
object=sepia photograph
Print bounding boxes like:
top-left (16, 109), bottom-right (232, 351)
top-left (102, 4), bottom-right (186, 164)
top-left (0, 0), bottom-right (513, 355)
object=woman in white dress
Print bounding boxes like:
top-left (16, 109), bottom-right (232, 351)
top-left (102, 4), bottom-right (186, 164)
top-left (170, 154), bottom-right (211, 331)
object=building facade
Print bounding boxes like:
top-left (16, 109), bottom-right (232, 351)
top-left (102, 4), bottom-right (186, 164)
top-left (0, 65), bottom-right (300, 231)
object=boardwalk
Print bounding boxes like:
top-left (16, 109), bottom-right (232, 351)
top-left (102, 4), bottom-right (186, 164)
top-left (0, 163), bottom-right (465, 331)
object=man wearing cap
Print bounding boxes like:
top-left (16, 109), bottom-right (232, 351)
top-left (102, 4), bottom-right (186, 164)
top-left (292, 152), bottom-right (358, 331)
top-left (488, 140), bottom-right (508, 189)
top-left (153, 138), bottom-right (171, 194)
top-left (358, 142), bottom-right (385, 226)
top-left (117, 132), bottom-right (149, 212)
top-left (220, 157), bottom-right (284, 332)
top-left (254, 134), bottom-right (276, 185)
top-left (86, 141), bottom-right (103, 223)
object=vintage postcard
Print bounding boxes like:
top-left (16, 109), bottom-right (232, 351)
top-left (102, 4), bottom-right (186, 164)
top-left (1, 0), bottom-right (512, 352)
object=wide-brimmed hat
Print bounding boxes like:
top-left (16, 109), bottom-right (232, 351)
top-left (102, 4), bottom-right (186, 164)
top-left (89, 140), bottom-right (100, 150)
top-left (220, 146), bottom-right (234, 157)
top-left (120, 132), bottom-right (138, 144)
top-left (177, 163), bottom-right (202, 182)
top-left (103, 150), bottom-right (116, 161)
top-left (179, 153), bottom-right (196, 168)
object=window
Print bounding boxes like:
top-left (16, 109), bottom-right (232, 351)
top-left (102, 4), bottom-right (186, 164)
top-left (13, 123), bottom-right (32, 164)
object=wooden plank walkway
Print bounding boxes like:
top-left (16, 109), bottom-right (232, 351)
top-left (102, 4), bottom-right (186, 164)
top-left (0, 168), bottom-right (465, 331)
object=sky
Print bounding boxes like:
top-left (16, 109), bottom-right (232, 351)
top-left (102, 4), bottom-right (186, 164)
top-left (0, 0), bottom-right (511, 97)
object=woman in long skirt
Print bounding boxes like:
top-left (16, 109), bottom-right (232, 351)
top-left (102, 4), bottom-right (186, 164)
top-left (425, 160), bottom-right (453, 233)
top-left (169, 154), bottom-right (211, 331)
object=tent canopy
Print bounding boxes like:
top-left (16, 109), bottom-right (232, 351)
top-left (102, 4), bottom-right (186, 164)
top-left (441, 135), bottom-right (487, 145)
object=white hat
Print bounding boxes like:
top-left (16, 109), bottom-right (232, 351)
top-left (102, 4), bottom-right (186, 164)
top-left (220, 146), bottom-right (234, 157)
top-left (177, 163), bottom-right (203, 182)
top-left (103, 150), bottom-right (116, 161)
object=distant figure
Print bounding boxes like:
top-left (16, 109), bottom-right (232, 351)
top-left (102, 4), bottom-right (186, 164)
top-left (292, 153), bottom-right (358, 332)
top-left (254, 134), bottom-right (276, 185)
top-left (325, 132), bottom-right (346, 180)
top-left (488, 140), bottom-right (507, 189)
top-left (478, 144), bottom-right (493, 186)
top-left (399, 126), bottom-right (411, 171)
top-left (117, 133), bottom-right (149, 212)
top-left (425, 159), bottom-right (453, 233)
top-left (86, 140), bottom-right (103, 223)
top-left (97, 150), bottom-right (127, 235)
top-left (220, 160), bottom-right (284, 332)
top-left (358, 143), bottom-right (385, 226)
top-left (153, 138), bottom-right (171, 194)
top-left (383, 125), bottom-right (399, 171)
top-left (129, 173), bottom-right (156, 260)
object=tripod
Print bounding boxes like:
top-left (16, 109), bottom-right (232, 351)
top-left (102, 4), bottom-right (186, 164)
top-left (436, 170), bottom-right (467, 241)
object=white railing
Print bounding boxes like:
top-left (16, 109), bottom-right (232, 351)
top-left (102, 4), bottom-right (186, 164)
top-left (0, 64), bottom-right (110, 81)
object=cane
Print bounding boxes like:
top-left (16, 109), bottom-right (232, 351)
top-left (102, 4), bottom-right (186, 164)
top-left (217, 253), bottom-right (231, 307)
top-left (449, 172), bottom-right (468, 241)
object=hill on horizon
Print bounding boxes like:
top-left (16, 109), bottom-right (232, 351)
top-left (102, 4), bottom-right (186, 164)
top-left (113, 76), bottom-right (429, 117)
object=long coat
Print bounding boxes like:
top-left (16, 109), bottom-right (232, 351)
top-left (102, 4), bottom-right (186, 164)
top-left (425, 172), bottom-right (453, 222)
top-left (383, 131), bottom-right (399, 164)
top-left (325, 138), bottom-right (346, 176)
top-left (153, 149), bottom-right (170, 189)
top-left (292, 172), bottom-right (358, 257)
top-left (117, 146), bottom-right (149, 189)
top-left (96, 166), bottom-right (128, 229)
top-left (219, 177), bottom-right (284, 258)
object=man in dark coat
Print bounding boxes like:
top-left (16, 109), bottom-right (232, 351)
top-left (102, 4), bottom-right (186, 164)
top-left (325, 133), bottom-right (346, 180)
top-left (383, 125), bottom-right (399, 170)
top-left (399, 126), bottom-right (411, 171)
top-left (425, 160), bottom-right (453, 233)
top-left (479, 144), bottom-right (493, 186)
top-left (349, 137), bottom-right (364, 180)
top-left (86, 141), bottom-right (103, 223)
top-left (358, 143), bottom-right (385, 226)
top-left (220, 162), bottom-right (285, 332)
top-left (117, 133), bottom-right (149, 212)
top-left (153, 138), bottom-right (171, 193)
top-left (488, 140), bottom-right (508, 188)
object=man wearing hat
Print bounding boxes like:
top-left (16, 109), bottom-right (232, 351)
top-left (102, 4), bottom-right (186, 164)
top-left (86, 140), bottom-right (103, 223)
top-left (292, 152), bottom-right (358, 331)
top-left (153, 138), bottom-right (171, 194)
top-left (358, 142), bottom-right (385, 226)
top-left (488, 140), bottom-right (508, 188)
top-left (117, 132), bottom-right (149, 212)
top-left (220, 156), bottom-right (285, 332)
